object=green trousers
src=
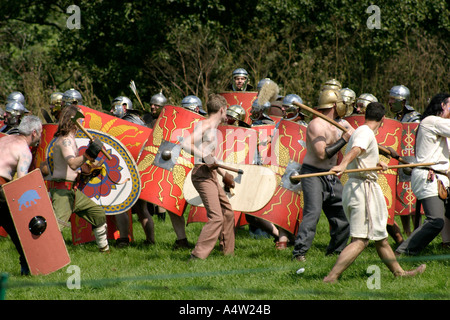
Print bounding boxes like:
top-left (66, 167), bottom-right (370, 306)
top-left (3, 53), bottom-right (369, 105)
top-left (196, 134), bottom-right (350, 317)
top-left (50, 188), bottom-right (106, 230)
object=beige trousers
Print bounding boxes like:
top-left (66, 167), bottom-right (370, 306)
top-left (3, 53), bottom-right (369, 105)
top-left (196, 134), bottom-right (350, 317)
top-left (191, 164), bottom-right (235, 259)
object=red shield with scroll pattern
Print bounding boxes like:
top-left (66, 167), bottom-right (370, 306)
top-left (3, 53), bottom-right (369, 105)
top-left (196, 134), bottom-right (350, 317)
top-left (138, 105), bottom-right (204, 216)
top-left (395, 122), bottom-right (422, 216)
top-left (186, 125), bottom-right (259, 226)
top-left (219, 92), bottom-right (257, 126)
top-left (343, 115), bottom-right (402, 225)
top-left (78, 105), bottom-right (152, 161)
top-left (247, 120), bottom-right (308, 234)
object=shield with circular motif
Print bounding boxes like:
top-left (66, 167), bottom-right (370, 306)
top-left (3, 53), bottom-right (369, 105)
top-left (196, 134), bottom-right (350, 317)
top-left (186, 125), bottom-right (259, 225)
top-left (46, 129), bottom-right (141, 215)
top-left (137, 105), bottom-right (204, 216)
top-left (246, 120), bottom-right (308, 234)
top-left (219, 92), bottom-right (257, 126)
top-left (77, 105), bottom-right (152, 161)
top-left (342, 115), bottom-right (402, 225)
top-left (395, 122), bottom-right (423, 216)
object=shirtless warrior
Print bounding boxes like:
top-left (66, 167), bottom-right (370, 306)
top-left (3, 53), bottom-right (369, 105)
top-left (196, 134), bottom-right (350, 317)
top-left (292, 89), bottom-right (354, 262)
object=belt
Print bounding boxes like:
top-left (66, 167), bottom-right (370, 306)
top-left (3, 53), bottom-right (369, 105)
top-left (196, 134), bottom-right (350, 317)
top-left (48, 180), bottom-right (76, 190)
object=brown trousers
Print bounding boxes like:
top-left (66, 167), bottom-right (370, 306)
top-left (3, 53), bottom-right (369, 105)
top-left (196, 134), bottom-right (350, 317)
top-left (191, 164), bottom-right (235, 259)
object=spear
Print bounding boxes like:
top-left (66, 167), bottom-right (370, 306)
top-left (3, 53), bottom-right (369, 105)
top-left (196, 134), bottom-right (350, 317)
top-left (289, 161), bottom-right (446, 182)
top-left (129, 80), bottom-right (145, 111)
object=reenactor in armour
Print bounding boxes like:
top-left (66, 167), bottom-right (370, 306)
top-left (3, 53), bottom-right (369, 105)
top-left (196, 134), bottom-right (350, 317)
top-left (146, 91), bottom-right (168, 127)
top-left (340, 88), bottom-right (357, 116)
top-left (1, 99), bottom-right (29, 135)
top-left (228, 68), bottom-right (253, 92)
top-left (181, 95), bottom-right (207, 115)
top-left (389, 85), bottom-right (420, 123)
top-left (250, 99), bottom-right (275, 126)
top-left (281, 94), bottom-right (308, 126)
top-left (110, 96), bottom-right (146, 127)
top-left (388, 85), bottom-right (421, 237)
top-left (355, 93), bottom-right (378, 115)
top-left (48, 92), bottom-right (64, 121)
top-left (226, 104), bottom-right (250, 127)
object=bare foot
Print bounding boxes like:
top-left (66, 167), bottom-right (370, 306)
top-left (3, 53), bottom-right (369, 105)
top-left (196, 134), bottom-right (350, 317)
top-left (394, 264), bottom-right (426, 277)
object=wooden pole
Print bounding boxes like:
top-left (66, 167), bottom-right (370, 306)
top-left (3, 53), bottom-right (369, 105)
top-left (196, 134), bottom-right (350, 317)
top-left (292, 101), bottom-right (409, 164)
top-left (290, 162), bottom-right (440, 181)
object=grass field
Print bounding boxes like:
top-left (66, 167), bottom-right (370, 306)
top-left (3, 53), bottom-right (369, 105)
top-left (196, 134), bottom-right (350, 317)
top-left (1, 213), bottom-right (449, 302)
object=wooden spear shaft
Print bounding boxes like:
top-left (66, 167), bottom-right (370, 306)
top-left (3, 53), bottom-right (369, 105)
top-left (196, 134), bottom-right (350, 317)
top-left (291, 101), bottom-right (409, 164)
top-left (290, 162), bottom-right (440, 180)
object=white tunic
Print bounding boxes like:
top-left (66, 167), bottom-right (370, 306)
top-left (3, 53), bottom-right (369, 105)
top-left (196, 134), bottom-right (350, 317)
top-left (411, 116), bottom-right (450, 200)
top-left (342, 125), bottom-right (388, 240)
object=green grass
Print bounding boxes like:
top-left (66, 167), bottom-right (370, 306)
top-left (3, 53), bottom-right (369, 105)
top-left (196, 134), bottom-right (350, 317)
top-left (1, 214), bottom-right (449, 301)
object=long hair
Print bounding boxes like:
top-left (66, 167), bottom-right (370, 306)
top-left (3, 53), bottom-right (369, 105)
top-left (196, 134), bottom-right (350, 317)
top-left (54, 105), bottom-right (80, 137)
top-left (420, 93), bottom-right (450, 120)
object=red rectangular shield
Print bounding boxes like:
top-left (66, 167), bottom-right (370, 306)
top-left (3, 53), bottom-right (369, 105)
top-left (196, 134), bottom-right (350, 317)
top-left (2, 169), bottom-right (70, 275)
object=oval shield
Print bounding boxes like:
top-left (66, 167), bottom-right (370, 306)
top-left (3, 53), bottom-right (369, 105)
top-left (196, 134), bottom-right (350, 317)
top-left (343, 115), bottom-right (402, 225)
top-left (46, 129), bottom-right (141, 215)
top-left (137, 105), bottom-right (204, 216)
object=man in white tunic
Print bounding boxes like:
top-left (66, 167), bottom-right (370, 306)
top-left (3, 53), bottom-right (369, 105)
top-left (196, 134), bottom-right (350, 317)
top-left (323, 102), bottom-right (425, 283)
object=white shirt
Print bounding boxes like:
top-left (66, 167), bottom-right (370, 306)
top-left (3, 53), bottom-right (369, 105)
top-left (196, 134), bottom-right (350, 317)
top-left (346, 125), bottom-right (379, 181)
top-left (411, 116), bottom-right (450, 200)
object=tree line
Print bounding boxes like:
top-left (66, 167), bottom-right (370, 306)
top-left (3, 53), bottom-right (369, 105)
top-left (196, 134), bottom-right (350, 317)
top-left (1, 0), bottom-right (449, 117)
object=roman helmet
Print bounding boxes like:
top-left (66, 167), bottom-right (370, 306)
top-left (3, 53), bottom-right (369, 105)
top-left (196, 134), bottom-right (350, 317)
top-left (62, 89), bottom-right (83, 106)
top-left (388, 85), bottom-right (410, 113)
top-left (181, 95), bottom-right (206, 114)
top-left (226, 104), bottom-right (246, 122)
top-left (7, 91), bottom-right (29, 113)
top-left (282, 94), bottom-right (304, 120)
top-left (340, 88), bottom-right (356, 116)
top-left (149, 91), bottom-right (167, 117)
top-left (317, 89), bottom-right (346, 118)
top-left (356, 93), bottom-right (378, 114)
top-left (321, 79), bottom-right (342, 91)
top-left (231, 68), bottom-right (249, 91)
top-left (4, 101), bottom-right (27, 126)
top-left (49, 92), bottom-right (64, 116)
top-left (250, 98), bottom-right (271, 121)
top-left (111, 96), bottom-right (133, 118)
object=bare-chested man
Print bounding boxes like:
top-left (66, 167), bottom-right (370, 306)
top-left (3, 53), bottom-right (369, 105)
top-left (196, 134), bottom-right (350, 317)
top-left (292, 89), bottom-right (354, 262)
top-left (48, 105), bottom-right (109, 252)
top-left (182, 94), bottom-right (235, 259)
top-left (0, 115), bottom-right (42, 275)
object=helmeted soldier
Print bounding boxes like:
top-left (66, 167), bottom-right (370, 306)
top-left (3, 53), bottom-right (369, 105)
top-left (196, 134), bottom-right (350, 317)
top-left (355, 93), bottom-right (378, 115)
top-left (62, 88), bottom-right (83, 107)
top-left (181, 95), bottom-right (207, 115)
top-left (6, 91), bottom-right (27, 108)
top-left (149, 91), bottom-right (167, 119)
top-left (228, 68), bottom-right (253, 92)
top-left (250, 98), bottom-right (274, 126)
top-left (282, 94), bottom-right (308, 125)
top-left (388, 85), bottom-right (420, 123)
top-left (48, 92), bottom-right (64, 120)
top-left (340, 88), bottom-right (357, 116)
top-left (110, 96), bottom-right (146, 126)
top-left (226, 104), bottom-right (250, 127)
top-left (1, 101), bottom-right (29, 134)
